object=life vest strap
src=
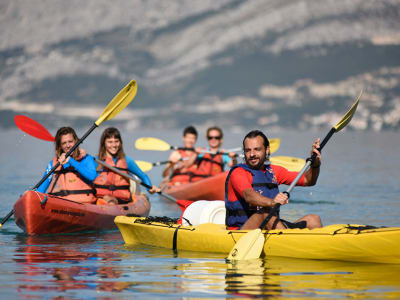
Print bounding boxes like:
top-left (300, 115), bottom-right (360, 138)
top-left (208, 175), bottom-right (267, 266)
top-left (252, 182), bottom-right (279, 189)
top-left (94, 184), bottom-right (130, 191)
top-left (197, 156), bottom-right (224, 167)
top-left (49, 189), bottom-right (96, 197)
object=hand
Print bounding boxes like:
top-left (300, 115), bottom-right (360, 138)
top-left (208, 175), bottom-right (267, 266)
top-left (148, 185), bottom-right (161, 194)
top-left (79, 148), bottom-right (87, 157)
top-left (194, 147), bottom-right (203, 154)
top-left (310, 138), bottom-right (321, 168)
top-left (58, 153), bottom-right (70, 165)
top-left (169, 152), bottom-right (181, 164)
top-left (228, 152), bottom-right (237, 158)
top-left (272, 192), bottom-right (289, 206)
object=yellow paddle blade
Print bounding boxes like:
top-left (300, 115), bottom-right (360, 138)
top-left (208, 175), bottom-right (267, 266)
top-left (135, 160), bottom-right (153, 172)
top-left (95, 80), bottom-right (138, 126)
top-left (135, 137), bottom-right (171, 151)
top-left (227, 229), bottom-right (265, 260)
top-left (269, 138), bottom-right (280, 154)
top-left (333, 90), bottom-right (362, 132)
top-left (270, 156), bottom-right (306, 172)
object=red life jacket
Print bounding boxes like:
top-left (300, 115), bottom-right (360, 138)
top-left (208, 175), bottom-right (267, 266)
top-left (48, 156), bottom-right (96, 203)
top-left (169, 150), bottom-right (198, 185)
top-left (93, 156), bottom-right (131, 202)
top-left (191, 150), bottom-right (224, 182)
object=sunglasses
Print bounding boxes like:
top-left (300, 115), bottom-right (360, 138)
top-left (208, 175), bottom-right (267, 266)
top-left (207, 136), bottom-right (221, 140)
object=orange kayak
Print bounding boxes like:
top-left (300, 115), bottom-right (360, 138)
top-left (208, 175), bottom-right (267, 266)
top-left (14, 190), bottom-right (150, 235)
top-left (162, 171), bottom-right (227, 201)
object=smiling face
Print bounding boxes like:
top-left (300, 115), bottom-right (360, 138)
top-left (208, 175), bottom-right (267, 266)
top-left (243, 136), bottom-right (270, 170)
top-left (105, 136), bottom-right (121, 157)
top-left (60, 133), bottom-right (76, 154)
top-left (207, 129), bottom-right (223, 149)
top-left (183, 133), bottom-right (197, 149)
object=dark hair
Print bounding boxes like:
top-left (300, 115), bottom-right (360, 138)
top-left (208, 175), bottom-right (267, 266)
top-left (242, 130), bottom-right (270, 149)
top-left (54, 127), bottom-right (80, 159)
top-left (183, 126), bottom-right (198, 138)
top-left (206, 126), bottom-right (223, 139)
top-left (98, 127), bottom-right (125, 160)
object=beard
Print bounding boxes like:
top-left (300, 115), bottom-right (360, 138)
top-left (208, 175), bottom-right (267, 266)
top-left (245, 153), bottom-right (268, 170)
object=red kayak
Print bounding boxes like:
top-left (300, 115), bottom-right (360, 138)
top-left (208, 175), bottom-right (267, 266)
top-left (14, 190), bottom-right (150, 235)
top-left (162, 171), bottom-right (227, 202)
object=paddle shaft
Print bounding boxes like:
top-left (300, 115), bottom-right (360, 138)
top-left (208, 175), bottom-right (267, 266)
top-left (259, 128), bottom-right (335, 229)
top-left (95, 159), bottom-right (177, 203)
top-left (173, 147), bottom-right (240, 156)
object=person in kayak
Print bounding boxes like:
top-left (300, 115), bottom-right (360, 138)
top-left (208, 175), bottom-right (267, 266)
top-left (94, 127), bottom-right (159, 205)
top-left (37, 127), bottom-right (97, 203)
top-left (190, 126), bottom-right (237, 182)
top-left (225, 130), bottom-right (322, 230)
top-left (161, 125), bottom-right (199, 186)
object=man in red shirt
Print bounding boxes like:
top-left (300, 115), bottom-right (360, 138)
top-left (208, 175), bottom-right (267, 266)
top-left (225, 130), bottom-right (322, 230)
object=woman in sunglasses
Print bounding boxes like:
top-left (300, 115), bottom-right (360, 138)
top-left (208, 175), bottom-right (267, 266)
top-left (191, 126), bottom-right (237, 182)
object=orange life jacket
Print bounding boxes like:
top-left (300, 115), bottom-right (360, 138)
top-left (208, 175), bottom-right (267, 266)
top-left (169, 150), bottom-right (198, 185)
top-left (93, 156), bottom-right (131, 202)
top-left (191, 151), bottom-right (224, 182)
top-left (48, 156), bottom-right (96, 203)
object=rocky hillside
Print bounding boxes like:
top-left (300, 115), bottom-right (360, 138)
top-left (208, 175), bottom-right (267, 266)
top-left (1, 0), bottom-right (400, 131)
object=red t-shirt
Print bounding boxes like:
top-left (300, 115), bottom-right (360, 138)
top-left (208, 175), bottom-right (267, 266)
top-left (227, 165), bottom-right (305, 202)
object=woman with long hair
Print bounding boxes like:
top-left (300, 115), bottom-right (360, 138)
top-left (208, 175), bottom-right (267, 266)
top-left (94, 127), bottom-right (159, 205)
top-left (37, 127), bottom-right (97, 203)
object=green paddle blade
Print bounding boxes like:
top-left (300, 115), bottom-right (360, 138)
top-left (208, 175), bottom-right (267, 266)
top-left (269, 138), bottom-right (280, 154)
top-left (270, 156), bottom-right (306, 172)
top-left (135, 160), bottom-right (153, 172)
top-left (135, 137), bottom-right (172, 151)
top-left (333, 90), bottom-right (362, 132)
top-left (227, 229), bottom-right (265, 260)
top-left (95, 80), bottom-right (137, 126)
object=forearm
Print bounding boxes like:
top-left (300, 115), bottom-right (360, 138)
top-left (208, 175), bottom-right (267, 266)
top-left (243, 188), bottom-right (274, 208)
top-left (126, 157), bottom-right (153, 187)
top-left (36, 161), bottom-right (53, 193)
top-left (303, 165), bottom-right (320, 186)
top-left (162, 163), bottom-right (173, 178)
top-left (67, 157), bottom-right (97, 181)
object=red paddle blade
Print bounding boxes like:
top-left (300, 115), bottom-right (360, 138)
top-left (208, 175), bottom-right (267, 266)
top-left (176, 199), bottom-right (194, 212)
top-left (14, 115), bottom-right (55, 142)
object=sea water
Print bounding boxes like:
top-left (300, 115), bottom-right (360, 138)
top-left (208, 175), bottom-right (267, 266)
top-left (0, 128), bottom-right (399, 299)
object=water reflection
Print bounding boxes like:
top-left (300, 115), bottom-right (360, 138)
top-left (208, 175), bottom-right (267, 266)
top-left (176, 256), bottom-right (400, 298)
top-left (11, 234), bottom-right (400, 298)
top-left (13, 232), bottom-right (134, 294)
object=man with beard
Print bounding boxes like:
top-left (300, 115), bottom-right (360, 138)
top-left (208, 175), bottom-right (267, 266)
top-left (225, 130), bottom-right (322, 230)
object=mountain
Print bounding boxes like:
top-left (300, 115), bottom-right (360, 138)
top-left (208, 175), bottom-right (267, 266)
top-left (1, 0), bottom-right (400, 131)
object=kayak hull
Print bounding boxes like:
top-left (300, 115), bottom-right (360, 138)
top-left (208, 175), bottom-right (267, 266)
top-left (14, 191), bottom-right (150, 235)
top-left (162, 171), bottom-right (227, 201)
top-left (115, 216), bottom-right (400, 264)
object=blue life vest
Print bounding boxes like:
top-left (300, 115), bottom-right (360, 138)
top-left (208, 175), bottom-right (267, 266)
top-left (225, 163), bottom-right (279, 228)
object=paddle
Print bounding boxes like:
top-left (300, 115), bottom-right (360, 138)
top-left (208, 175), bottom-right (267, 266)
top-left (135, 157), bottom-right (194, 172)
top-left (270, 156), bottom-right (305, 172)
top-left (227, 91), bottom-right (362, 261)
top-left (135, 137), bottom-right (281, 155)
top-left (14, 115), bottom-right (55, 142)
top-left (0, 80), bottom-right (138, 228)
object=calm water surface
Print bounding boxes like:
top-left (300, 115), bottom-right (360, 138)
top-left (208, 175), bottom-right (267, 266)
top-left (0, 128), bottom-right (399, 299)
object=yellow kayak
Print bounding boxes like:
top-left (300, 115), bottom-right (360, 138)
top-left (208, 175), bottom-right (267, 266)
top-left (115, 216), bottom-right (400, 264)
